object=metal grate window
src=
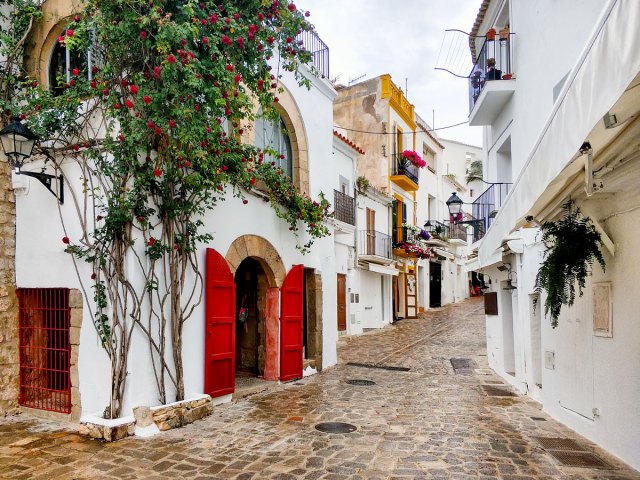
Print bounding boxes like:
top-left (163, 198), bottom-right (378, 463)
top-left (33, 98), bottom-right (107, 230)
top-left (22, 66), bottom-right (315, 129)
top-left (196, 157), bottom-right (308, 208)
top-left (18, 288), bottom-right (71, 413)
top-left (334, 190), bottom-right (355, 225)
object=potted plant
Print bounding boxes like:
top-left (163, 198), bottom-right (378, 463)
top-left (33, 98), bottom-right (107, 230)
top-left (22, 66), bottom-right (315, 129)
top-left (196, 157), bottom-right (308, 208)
top-left (499, 27), bottom-right (510, 40)
top-left (400, 150), bottom-right (427, 169)
top-left (535, 202), bottom-right (606, 327)
top-left (486, 28), bottom-right (497, 40)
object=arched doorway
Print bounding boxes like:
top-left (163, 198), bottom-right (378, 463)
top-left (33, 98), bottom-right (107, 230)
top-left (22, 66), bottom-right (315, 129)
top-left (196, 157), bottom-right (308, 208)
top-left (234, 258), bottom-right (268, 378)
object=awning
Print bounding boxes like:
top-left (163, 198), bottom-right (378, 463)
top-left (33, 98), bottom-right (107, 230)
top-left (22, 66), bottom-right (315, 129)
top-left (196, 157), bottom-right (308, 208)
top-left (478, 0), bottom-right (640, 267)
top-left (367, 263), bottom-right (399, 276)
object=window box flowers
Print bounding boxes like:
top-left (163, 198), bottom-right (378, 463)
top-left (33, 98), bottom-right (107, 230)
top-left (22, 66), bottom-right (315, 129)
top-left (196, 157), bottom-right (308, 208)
top-left (400, 150), bottom-right (426, 168)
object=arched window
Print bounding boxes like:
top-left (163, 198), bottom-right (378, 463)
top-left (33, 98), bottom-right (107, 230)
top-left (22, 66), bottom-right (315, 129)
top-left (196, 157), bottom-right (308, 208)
top-left (48, 30), bottom-right (94, 95)
top-left (255, 111), bottom-right (293, 179)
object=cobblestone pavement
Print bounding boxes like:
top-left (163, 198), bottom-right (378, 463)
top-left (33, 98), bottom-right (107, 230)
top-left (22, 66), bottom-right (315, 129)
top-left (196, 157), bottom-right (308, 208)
top-left (0, 298), bottom-right (638, 479)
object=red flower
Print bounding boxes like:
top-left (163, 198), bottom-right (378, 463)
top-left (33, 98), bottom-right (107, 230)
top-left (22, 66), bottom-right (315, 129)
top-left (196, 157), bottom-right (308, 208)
top-left (184, 160), bottom-right (191, 167)
top-left (154, 167), bottom-right (162, 177)
top-left (147, 120), bottom-right (155, 129)
top-left (243, 199), bottom-right (248, 205)
top-left (74, 15), bottom-right (81, 22)
top-left (137, 215), bottom-right (145, 222)
top-left (90, 80), bottom-right (97, 88)
top-left (58, 35), bottom-right (65, 43)
top-left (234, 74), bottom-right (241, 84)
top-left (202, 36), bottom-right (209, 45)
top-left (267, 36), bottom-right (275, 45)
top-left (209, 13), bottom-right (218, 24)
top-left (143, 95), bottom-right (152, 104)
top-left (62, 236), bottom-right (70, 244)
top-left (66, 29), bottom-right (74, 37)
top-left (91, 272), bottom-right (97, 280)
top-left (167, 54), bottom-right (177, 63)
top-left (169, 119), bottom-right (176, 128)
top-left (250, 178), bottom-right (256, 185)
top-left (125, 99), bottom-right (134, 109)
top-left (258, 13), bottom-right (264, 21)
top-left (113, 103), bottom-right (121, 110)
top-left (129, 85), bottom-right (138, 95)
top-left (221, 35), bottom-right (232, 46)
top-left (154, 66), bottom-right (162, 78)
top-left (286, 36), bottom-right (293, 44)
top-left (225, 64), bottom-right (234, 72)
top-left (147, 237), bottom-right (156, 246)
top-left (72, 68), bottom-right (80, 76)
top-left (288, 3), bottom-right (296, 11)
top-left (180, 38), bottom-right (187, 46)
top-left (119, 134), bottom-right (125, 142)
top-left (305, 11), bottom-right (310, 17)
top-left (140, 31), bottom-right (148, 40)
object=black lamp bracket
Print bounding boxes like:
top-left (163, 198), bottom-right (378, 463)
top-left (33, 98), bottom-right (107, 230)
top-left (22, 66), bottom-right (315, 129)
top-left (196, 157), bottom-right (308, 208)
top-left (17, 169), bottom-right (64, 204)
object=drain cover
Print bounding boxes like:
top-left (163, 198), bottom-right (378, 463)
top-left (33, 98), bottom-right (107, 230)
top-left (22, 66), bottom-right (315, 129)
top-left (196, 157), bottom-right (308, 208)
top-left (530, 416), bottom-right (547, 421)
top-left (546, 450), bottom-right (613, 469)
top-left (482, 385), bottom-right (516, 397)
top-left (450, 358), bottom-right (472, 369)
top-left (346, 362), bottom-right (410, 372)
top-left (314, 422), bottom-right (357, 434)
top-left (533, 437), bottom-right (587, 451)
top-left (345, 379), bottom-right (376, 386)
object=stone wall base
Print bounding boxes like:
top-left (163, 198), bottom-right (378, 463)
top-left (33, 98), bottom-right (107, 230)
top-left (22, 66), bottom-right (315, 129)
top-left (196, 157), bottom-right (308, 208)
top-left (78, 395), bottom-right (213, 442)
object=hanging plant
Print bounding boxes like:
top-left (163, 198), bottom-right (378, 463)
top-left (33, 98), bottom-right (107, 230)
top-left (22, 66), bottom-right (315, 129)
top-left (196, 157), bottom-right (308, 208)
top-left (535, 201), bottom-right (606, 327)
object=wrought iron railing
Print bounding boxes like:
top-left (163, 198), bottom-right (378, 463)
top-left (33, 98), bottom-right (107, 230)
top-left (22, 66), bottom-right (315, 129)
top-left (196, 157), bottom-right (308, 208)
top-left (471, 182), bottom-right (512, 236)
top-left (391, 154), bottom-right (420, 185)
top-left (358, 230), bottom-right (392, 259)
top-left (468, 32), bottom-right (514, 111)
top-left (333, 190), bottom-right (355, 225)
top-left (297, 30), bottom-right (330, 79)
top-left (426, 219), bottom-right (486, 244)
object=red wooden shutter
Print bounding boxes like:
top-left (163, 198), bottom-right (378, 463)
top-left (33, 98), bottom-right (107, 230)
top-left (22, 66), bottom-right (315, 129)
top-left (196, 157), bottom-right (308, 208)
top-left (280, 264), bottom-right (304, 381)
top-left (204, 248), bottom-right (236, 398)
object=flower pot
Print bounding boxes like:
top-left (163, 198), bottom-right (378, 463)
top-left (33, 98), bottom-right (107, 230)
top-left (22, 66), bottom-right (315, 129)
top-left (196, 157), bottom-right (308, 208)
top-left (499, 27), bottom-right (509, 40)
top-left (502, 74), bottom-right (513, 80)
top-left (486, 28), bottom-right (496, 40)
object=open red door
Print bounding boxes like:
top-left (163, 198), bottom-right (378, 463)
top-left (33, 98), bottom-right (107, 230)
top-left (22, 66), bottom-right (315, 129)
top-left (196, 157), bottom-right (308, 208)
top-left (280, 264), bottom-right (304, 381)
top-left (204, 248), bottom-right (235, 398)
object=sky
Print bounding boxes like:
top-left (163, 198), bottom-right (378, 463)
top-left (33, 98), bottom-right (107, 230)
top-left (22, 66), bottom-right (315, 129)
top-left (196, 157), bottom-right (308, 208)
top-left (295, 0), bottom-right (483, 147)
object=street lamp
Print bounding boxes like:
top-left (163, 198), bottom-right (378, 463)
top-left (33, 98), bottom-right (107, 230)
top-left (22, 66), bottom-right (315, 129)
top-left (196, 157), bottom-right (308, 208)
top-left (423, 220), bottom-right (435, 234)
top-left (0, 118), bottom-right (64, 203)
top-left (0, 118), bottom-right (37, 170)
top-left (446, 192), bottom-right (464, 223)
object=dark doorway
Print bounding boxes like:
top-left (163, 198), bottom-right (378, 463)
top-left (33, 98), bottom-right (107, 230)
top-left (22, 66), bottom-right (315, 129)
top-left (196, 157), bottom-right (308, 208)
top-left (429, 262), bottom-right (442, 308)
top-left (234, 258), bottom-right (267, 377)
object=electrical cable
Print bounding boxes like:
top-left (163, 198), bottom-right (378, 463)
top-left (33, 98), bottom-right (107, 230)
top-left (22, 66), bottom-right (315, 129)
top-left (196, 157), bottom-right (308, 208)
top-left (334, 120), bottom-right (469, 135)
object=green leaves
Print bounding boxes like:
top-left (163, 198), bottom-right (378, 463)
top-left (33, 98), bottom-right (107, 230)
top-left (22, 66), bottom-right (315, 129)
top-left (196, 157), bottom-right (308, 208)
top-left (535, 202), bottom-right (606, 327)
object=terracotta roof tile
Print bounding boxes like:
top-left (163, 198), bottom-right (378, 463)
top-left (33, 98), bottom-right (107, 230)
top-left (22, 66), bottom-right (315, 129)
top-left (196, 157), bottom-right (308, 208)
top-left (333, 130), bottom-right (365, 154)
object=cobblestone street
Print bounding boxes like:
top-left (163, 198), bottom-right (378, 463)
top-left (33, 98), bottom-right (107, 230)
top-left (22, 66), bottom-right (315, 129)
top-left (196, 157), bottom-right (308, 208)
top-left (0, 298), bottom-right (638, 479)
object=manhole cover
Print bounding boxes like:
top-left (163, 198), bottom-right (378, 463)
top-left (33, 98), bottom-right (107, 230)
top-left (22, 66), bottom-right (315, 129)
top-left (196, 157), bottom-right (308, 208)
top-left (533, 437), bottom-right (587, 451)
top-left (546, 450), bottom-right (613, 469)
top-left (346, 362), bottom-right (410, 372)
top-left (450, 358), bottom-right (472, 370)
top-left (314, 422), bottom-right (357, 434)
top-left (482, 385), bottom-right (516, 397)
top-left (345, 379), bottom-right (376, 386)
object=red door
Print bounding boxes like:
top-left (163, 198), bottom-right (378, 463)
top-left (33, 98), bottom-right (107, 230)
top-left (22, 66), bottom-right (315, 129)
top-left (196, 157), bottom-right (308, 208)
top-left (204, 248), bottom-right (236, 398)
top-left (280, 265), bottom-right (304, 381)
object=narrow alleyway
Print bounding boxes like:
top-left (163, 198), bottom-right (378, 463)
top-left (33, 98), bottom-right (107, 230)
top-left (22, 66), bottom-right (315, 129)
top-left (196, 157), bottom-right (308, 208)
top-left (0, 298), bottom-right (638, 479)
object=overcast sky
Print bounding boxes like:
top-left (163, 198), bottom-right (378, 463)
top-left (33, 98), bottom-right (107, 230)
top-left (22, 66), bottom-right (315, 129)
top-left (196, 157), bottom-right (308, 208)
top-left (295, 0), bottom-right (482, 147)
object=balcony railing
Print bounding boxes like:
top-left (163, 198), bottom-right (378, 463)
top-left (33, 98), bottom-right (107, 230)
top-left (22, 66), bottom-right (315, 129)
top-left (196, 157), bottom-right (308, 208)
top-left (358, 230), bottom-right (392, 259)
top-left (471, 182), bottom-right (512, 237)
top-left (468, 32), bottom-right (514, 112)
top-left (296, 30), bottom-right (330, 79)
top-left (391, 154), bottom-right (420, 185)
top-left (333, 190), bottom-right (355, 225)
top-left (426, 219), bottom-right (486, 244)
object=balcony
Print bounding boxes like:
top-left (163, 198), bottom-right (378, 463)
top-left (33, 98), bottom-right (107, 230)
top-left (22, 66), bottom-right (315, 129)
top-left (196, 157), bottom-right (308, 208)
top-left (471, 182), bottom-right (512, 240)
top-left (393, 226), bottom-right (432, 259)
top-left (390, 154), bottom-right (420, 191)
top-left (357, 230), bottom-right (392, 264)
top-left (425, 219), bottom-right (486, 245)
top-left (468, 32), bottom-right (516, 126)
top-left (333, 190), bottom-right (355, 225)
top-left (296, 30), bottom-right (330, 79)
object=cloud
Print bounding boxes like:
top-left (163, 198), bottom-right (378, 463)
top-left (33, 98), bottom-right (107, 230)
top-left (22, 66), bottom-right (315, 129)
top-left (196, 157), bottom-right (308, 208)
top-left (296, 0), bottom-right (482, 145)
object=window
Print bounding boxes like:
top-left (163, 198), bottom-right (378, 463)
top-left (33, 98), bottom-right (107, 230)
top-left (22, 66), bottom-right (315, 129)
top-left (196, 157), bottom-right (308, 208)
top-left (392, 197), bottom-right (407, 243)
top-left (366, 208), bottom-right (376, 254)
top-left (395, 126), bottom-right (403, 156)
top-left (423, 144), bottom-right (436, 173)
top-left (255, 111), bottom-right (293, 178)
top-left (18, 288), bottom-right (71, 413)
top-left (48, 29), bottom-right (95, 95)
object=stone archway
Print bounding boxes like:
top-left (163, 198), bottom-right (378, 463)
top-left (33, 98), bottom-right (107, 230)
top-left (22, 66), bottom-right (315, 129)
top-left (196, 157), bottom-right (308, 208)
top-left (225, 235), bottom-right (286, 381)
top-left (225, 235), bottom-right (286, 288)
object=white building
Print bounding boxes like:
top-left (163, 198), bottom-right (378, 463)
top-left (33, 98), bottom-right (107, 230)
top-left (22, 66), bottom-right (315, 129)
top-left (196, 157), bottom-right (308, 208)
top-left (466, 0), bottom-right (640, 470)
top-left (9, 0), bottom-right (342, 422)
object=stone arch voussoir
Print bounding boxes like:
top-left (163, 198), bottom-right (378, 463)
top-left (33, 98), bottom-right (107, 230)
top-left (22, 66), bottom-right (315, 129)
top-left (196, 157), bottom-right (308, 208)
top-left (225, 235), bottom-right (286, 288)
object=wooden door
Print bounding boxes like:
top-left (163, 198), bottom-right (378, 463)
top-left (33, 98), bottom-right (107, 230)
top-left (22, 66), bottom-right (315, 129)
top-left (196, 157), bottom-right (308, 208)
top-left (429, 262), bottom-right (442, 308)
top-left (337, 274), bottom-right (347, 331)
top-left (405, 269), bottom-right (418, 318)
top-left (204, 248), bottom-right (236, 398)
top-left (280, 265), bottom-right (304, 381)
top-left (366, 208), bottom-right (375, 254)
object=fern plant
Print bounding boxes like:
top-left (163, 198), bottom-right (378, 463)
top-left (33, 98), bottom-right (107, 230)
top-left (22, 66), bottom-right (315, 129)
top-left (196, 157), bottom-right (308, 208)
top-left (535, 202), bottom-right (605, 327)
